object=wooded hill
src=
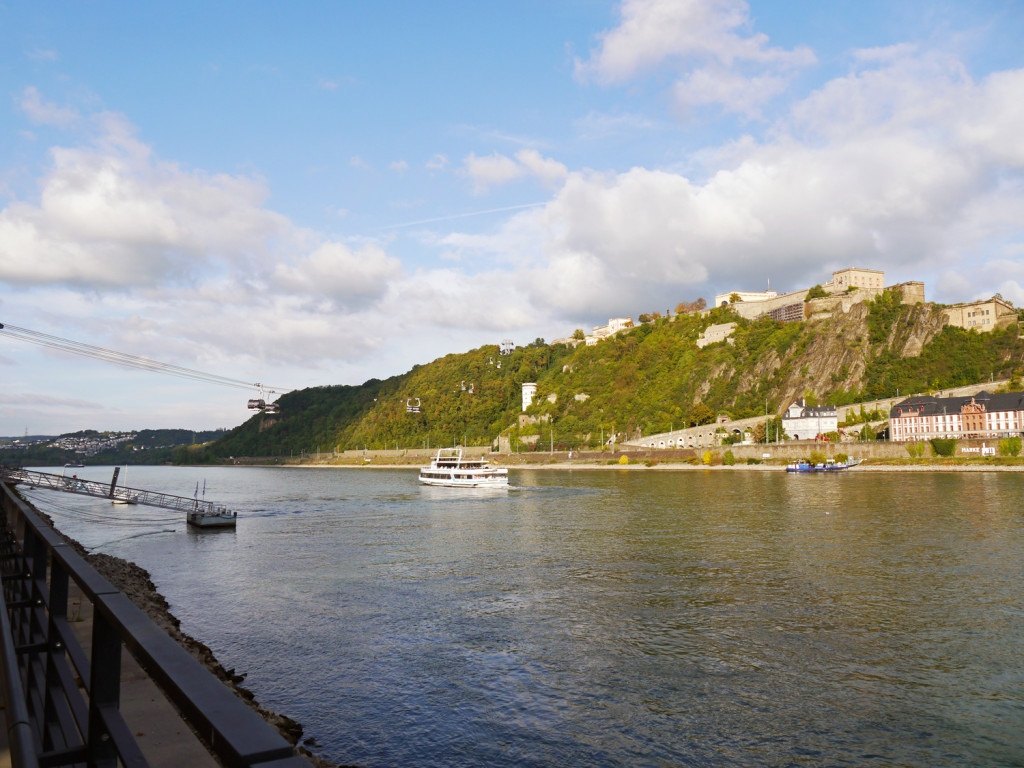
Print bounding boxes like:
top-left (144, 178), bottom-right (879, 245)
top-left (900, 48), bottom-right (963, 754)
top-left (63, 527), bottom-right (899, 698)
top-left (2, 429), bottom-right (228, 467)
top-left (205, 290), bottom-right (1024, 458)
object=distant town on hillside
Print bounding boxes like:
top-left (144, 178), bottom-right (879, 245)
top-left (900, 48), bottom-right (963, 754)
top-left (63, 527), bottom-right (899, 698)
top-left (0, 429), bottom-right (229, 466)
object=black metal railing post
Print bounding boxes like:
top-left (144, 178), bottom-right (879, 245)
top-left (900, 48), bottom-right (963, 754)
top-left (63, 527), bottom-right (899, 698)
top-left (87, 612), bottom-right (121, 768)
top-left (43, 558), bottom-right (68, 754)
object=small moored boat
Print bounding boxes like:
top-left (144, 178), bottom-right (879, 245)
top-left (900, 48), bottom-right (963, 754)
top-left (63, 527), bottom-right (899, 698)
top-left (786, 458), bottom-right (860, 472)
top-left (419, 448), bottom-right (508, 488)
top-left (187, 507), bottom-right (237, 528)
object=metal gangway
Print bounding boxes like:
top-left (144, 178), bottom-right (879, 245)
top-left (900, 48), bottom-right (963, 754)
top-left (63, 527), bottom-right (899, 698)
top-left (0, 467), bottom-right (232, 519)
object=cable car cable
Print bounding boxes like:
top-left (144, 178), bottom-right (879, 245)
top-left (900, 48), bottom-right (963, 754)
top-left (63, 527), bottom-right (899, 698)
top-left (0, 321), bottom-right (290, 394)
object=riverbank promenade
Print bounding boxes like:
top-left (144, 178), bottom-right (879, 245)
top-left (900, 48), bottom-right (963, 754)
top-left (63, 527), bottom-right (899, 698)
top-left (0, 592), bottom-right (223, 768)
top-left (0, 479), bottom-right (313, 768)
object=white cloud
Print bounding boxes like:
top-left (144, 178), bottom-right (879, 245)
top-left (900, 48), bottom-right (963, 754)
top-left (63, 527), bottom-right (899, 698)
top-left (389, 160), bottom-right (409, 173)
top-left (672, 67), bottom-right (790, 116)
top-left (958, 69), bottom-right (1024, 166)
top-left (6, 43), bottom-right (1024, 430)
top-left (461, 152), bottom-right (522, 193)
top-left (445, 54), bottom-right (1024, 317)
top-left (0, 109), bottom-right (547, 383)
top-left (425, 153), bottom-right (448, 170)
top-left (349, 155), bottom-right (371, 170)
top-left (273, 241), bottom-right (402, 310)
top-left (461, 150), bottom-right (567, 193)
top-left (514, 150), bottom-right (569, 187)
top-left (19, 87), bottom-right (80, 128)
top-left (576, 0), bottom-right (815, 114)
top-left (0, 114), bottom-right (292, 288)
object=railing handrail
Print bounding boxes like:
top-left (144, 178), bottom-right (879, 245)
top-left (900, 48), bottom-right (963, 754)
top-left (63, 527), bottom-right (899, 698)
top-left (0, 480), bottom-right (307, 767)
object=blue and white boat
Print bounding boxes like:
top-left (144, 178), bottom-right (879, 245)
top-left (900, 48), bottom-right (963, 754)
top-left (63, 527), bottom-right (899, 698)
top-left (786, 458), bottom-right (860, 472)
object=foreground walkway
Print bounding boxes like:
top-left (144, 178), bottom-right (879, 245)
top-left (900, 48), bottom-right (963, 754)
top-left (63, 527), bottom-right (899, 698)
top-left (1, 481), bottom-right (312, 768)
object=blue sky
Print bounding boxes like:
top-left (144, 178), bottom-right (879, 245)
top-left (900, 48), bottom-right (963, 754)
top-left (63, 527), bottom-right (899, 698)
top-left (2, 0), bottom-right (1024, 434)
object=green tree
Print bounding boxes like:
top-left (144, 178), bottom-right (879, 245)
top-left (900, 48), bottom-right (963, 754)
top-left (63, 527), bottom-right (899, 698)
top-left (906, 442), bottom-right (926, 458)
top-left (998, 436), bottom-right (1022, 457)
top-left (572, 328), bottom-right (585, 340)
top-left (723, 450), bottom-right (736, 465)
top-left (859, 423), bottom-right (876, 441)
top-left (805, 284), bottom-right (828, 300)
top-left (690, 403), bottom-right (715, 426)
top-left (930, 438), bottom-right (957, 457)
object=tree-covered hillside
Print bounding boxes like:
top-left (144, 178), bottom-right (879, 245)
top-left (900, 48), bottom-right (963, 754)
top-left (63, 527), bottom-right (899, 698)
top-left (210, 340), bottom-right (574, 457)
top-left (207, 291), bottom-right (1024, 457)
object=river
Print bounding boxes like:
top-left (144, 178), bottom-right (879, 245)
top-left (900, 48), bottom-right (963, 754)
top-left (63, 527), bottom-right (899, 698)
top-left (23, 465), bottom-right (1024, 767)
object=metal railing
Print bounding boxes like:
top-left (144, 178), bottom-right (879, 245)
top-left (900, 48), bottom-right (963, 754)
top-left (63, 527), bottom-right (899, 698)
top-left (0, 467), bottom-right (229, 517)
top-left (0, 480), bottom-right (308, 768)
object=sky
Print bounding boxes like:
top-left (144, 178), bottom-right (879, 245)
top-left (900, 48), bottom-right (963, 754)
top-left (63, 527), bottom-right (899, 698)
top-left (2, 0), bottom-right (1024, 435)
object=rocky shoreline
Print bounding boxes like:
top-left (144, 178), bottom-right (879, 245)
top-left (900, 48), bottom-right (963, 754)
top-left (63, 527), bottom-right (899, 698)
top-left (27, 508), bottom-right (350, 768)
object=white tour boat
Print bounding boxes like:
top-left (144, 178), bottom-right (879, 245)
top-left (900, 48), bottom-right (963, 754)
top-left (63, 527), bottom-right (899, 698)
top-left (419, 448), bottom-right (509, 488)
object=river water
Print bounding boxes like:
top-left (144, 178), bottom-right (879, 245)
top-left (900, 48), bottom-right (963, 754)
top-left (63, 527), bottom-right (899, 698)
top-left (23, 466), bottom-right (1024, 767)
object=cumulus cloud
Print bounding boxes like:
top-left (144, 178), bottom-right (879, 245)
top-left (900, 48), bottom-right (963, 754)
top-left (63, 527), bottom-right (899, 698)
top-left (446, 53), bottom-right (1024, 315)
top-left (0, 114), bottom-right (291, 288)
top-left (461, 149), bottom-right (568, 193)
top-left (0, 104), bottom-right (550, 383)
top-left (576, 0), bottom-right (815, 114)
top-left (19, 87), bottom-right (79, 127)
top-left (672, 67), bottom-right (791, 113)
top-left (273, 241), bottom-right (402, 310)
top-left (7, 45), bottom-right (1024, 410)
top-left (462, 152), bottom-right (522, 192)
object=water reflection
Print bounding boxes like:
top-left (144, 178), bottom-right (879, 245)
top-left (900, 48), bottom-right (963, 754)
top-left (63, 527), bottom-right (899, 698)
top-left (24, 467), bottom-right (1024, 766)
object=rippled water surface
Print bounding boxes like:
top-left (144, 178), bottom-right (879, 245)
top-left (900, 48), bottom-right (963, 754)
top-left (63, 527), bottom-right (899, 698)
top-left (26, 466), bottom-right (1024, 766)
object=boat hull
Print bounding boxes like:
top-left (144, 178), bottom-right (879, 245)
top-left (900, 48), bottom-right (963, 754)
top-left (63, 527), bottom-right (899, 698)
top-left (786, 462), bottom-right (857, 472)
top-left (187, 511), bottom-right (237, 528)
top-left (418, 472), bottom-right (509, 488)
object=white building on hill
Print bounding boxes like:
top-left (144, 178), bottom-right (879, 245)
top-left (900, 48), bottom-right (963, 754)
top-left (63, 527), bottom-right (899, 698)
top-left (585, 317), bottom-right (634, 346)
top-left (782, 400), bottom-right (838, 440)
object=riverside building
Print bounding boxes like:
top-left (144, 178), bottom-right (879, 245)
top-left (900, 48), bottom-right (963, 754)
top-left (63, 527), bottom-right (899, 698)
top-left (782, 400), bottom-right (838, 440)
top-left (889, 391), bottom-right (1024, 442)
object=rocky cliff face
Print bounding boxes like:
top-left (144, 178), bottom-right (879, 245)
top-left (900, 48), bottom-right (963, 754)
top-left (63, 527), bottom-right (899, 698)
top-left (775, 300), bottom-right (947, 409)
top-left (704, 298), bottom-right (951, 414)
